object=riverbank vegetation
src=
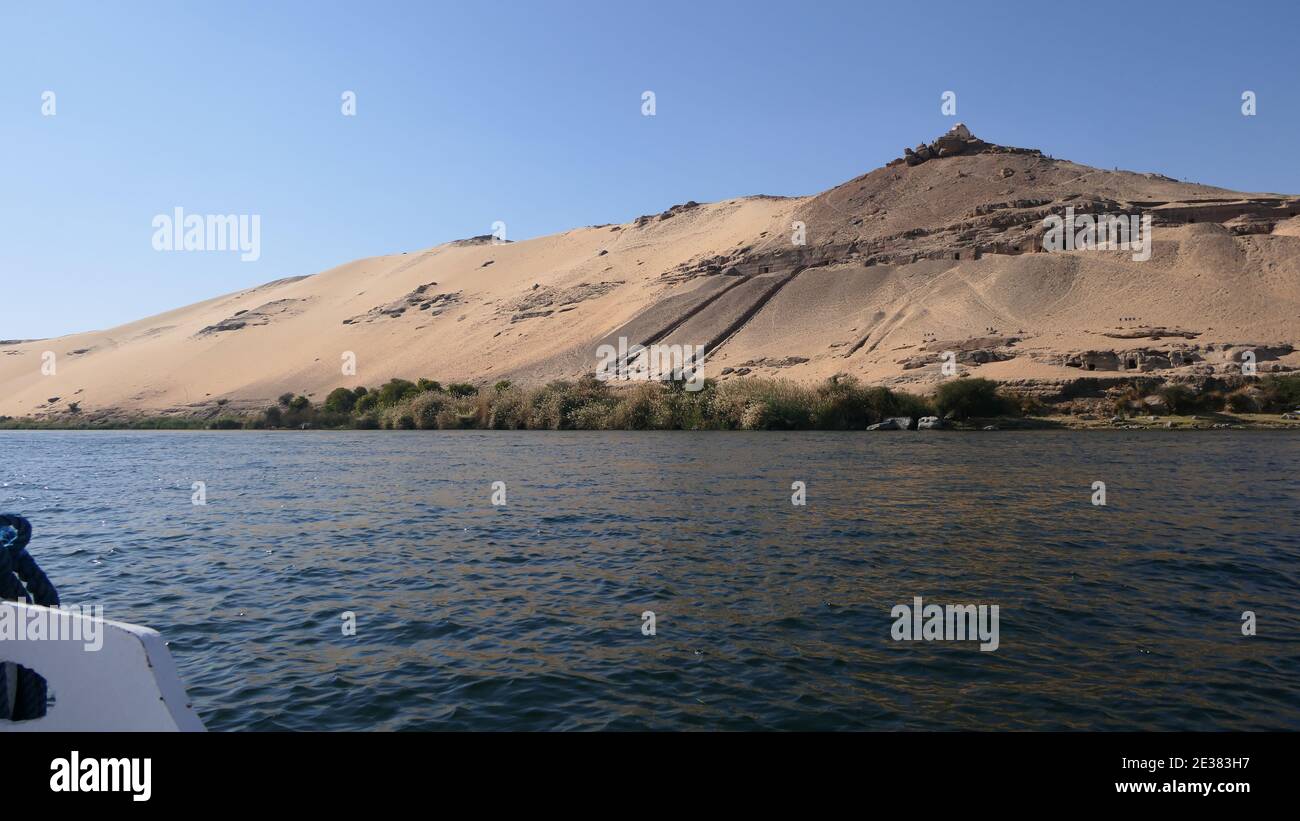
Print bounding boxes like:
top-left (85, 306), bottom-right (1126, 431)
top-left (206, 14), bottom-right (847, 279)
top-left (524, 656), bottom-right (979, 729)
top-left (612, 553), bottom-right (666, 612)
top-left (3, 374), bottom-right (1299, 431)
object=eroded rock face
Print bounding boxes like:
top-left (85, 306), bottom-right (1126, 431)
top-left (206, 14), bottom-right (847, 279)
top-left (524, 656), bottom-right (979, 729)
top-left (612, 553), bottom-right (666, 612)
top-left (198, 299), bottom-right (308, 336)
top-left (633, 201), bottom-right (701, 227)
top-left (501, 281), bottom-right (624, 323)
top-left (887, 124), bottom-right (1042, 169)
top-left (343, 284), bottom-right (462, 324)
top-left (1038, 342), bottom-right (1294, 373)
top-left (898, 336), bottom-right (1021, 370)
top-left (735, 356), bottom-right (810, 369)
top-left (450, 235), bottom-right (509, 246)
top-left (1101, 327), bottom-right (1200, 340)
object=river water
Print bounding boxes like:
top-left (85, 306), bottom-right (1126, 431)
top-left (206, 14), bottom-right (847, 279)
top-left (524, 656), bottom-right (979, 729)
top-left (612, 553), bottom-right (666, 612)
top-left (1, 430), bottom-right (1296, 730)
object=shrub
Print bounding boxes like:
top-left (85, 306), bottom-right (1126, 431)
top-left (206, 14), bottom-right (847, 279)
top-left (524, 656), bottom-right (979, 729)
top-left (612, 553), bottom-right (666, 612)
top-left (888, 389), bottom-right (934, 420)
top-left (605, 383), bottom-right (665, 429)
top-left (524, 377), bottom-right (611, 429)
top-left (208, 417), bottom-right (244, 430)
top-left (263, 406), bottom-right (283, 427)
top-left (407, 392), bottom-right (446, 429)
top-left (1261, 374), bottom-right (1300, 411)
top-left (377, 379), bottom-right (420, 407)
top-left (934, 378), bottom-right (1005, 420)
top-left (669, 380), bottom-right (719, 430)
top-left (447, 382), bottom-right (479, 398)
top-left (313, 411), bottom-right (350, 428)
top-left (1225, 389), bottom-right (1258, 413)
top-left (354, 392), bottom-right (379, 413)
top-left (416, 378), bottom-right (442, 393)
top-left (434, 397), bottom-right (482, 428)
top-left (719, 380), bottom-right (815, 430)
top-left (289, 395), bottom-right (311, 412)
top-left (1157, 383), bottom-right (1197, 415)
top-left (811, 378), bottom-right (873, 429)
top-left (570, 401), bottom-right (616, 429)
top-left (1199, 390), bottom-right (1226, 412)
top-left (487, 387), bottom-right (531, 429)
top-left (1006, 392), bottom-right (1045, 416)
top-left (324, 387), bottom-right (358, 414)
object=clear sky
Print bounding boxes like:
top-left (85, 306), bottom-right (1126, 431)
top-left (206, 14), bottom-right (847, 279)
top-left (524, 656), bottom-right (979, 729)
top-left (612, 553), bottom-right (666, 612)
top-left (2, 0), bottom-right (1297, 339)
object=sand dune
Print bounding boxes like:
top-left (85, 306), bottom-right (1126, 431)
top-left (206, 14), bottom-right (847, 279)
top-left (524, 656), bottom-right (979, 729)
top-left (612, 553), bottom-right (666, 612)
top-left (4, 126), bottom-right (1299, 419)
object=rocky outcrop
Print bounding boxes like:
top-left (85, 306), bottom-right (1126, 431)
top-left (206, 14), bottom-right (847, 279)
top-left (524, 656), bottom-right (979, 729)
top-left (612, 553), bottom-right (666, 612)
top-left (898, 336), bottom-right (1021, 370)
top-left (1038, 342), bottom-right (1294, 374)
top-left (501, 281), bottom-right (624, 322)
top-left (343, 285), bottom-right (462, 324)
top-left (735, 356), bottom-right (810, 370)
top-left (198, 299), bottom-right (308, 336)
top-left (867, 416), bottom-right (915, 431)
top-left (1101, 327), bottom-right (1201, 340)
top-left (633, 201), bottom-right (702, 227)
top-left (886, 123), bottom-right (1043, 168)
top-left (449, 235), bottom-right (510, 246)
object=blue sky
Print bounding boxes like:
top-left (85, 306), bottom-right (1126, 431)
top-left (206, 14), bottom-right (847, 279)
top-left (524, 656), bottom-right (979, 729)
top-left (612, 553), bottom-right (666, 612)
top-left (2, 0), bottom-right (1297, 339)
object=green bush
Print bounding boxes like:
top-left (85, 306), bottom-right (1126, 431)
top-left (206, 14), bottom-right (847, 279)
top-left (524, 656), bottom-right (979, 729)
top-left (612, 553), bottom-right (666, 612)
top-left (811, 378), bottom-right (873, 429)
top-left (354, 392), bottom-right (379, 413)
top-left (1158, 384), bottom-right (1197, 415)
top-left (434, 396), bottom-right (482, 428)
top-left (377, 379), bottom-right (420, 407)
top-left (934, 378), bottom-right (1006, 420)
top-left (1262, 374), bottom-right (1300, 411)
top-left (669, 380), bottom-right (719, 429)
top-left (522, 377), bottom-right (612, 429)
top-left (605, 382), bottom-right (665, 429)
top-left (704, 379), bottom-right (810, 429)
top-left (324, 387), bottom-right (358, 414)
top-left (487, 386), bottom-right (530, 429)
top-left (407, 392), bottom-right (446, 429)
top-left (1225, 388), bottom-right (1259, 413)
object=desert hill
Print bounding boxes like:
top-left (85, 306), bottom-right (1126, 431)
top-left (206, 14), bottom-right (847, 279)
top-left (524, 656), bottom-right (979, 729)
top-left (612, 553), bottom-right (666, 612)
top-left (3, 125), bottom-right (1299, 419)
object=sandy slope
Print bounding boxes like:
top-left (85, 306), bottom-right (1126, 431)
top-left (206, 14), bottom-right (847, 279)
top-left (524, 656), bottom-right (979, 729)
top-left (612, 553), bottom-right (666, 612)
top-left (0, 197), bottom-right (799, 416)
top-left (4, 128), bottom-right (1300, 418)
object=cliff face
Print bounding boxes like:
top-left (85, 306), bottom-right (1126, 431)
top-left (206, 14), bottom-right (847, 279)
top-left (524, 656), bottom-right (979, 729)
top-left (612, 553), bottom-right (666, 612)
top-left (3, 126), bottom-right (1300, 419)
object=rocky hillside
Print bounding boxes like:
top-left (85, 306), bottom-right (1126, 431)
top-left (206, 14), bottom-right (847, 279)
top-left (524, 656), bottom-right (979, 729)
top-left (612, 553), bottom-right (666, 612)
top-left (3, 125), bottom-right (1299, 419)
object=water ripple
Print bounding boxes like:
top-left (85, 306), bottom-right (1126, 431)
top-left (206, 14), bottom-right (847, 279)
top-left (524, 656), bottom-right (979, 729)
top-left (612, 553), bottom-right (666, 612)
top-left (1, 430), bottom-right (1297, 730)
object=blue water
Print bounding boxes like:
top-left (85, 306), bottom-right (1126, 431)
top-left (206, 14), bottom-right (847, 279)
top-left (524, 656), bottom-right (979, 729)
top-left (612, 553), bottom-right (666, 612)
top-left (2, 430), bottom-right (1297, 731)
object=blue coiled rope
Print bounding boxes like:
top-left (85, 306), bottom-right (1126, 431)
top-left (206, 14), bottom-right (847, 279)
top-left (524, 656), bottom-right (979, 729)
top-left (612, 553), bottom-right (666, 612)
top-left (0, 513), bottom-right (60, 721)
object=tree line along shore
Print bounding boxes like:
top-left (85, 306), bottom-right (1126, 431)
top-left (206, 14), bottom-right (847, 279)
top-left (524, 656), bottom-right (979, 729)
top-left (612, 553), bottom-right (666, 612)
top-left (3, 374), bottom-right (1299, 431)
